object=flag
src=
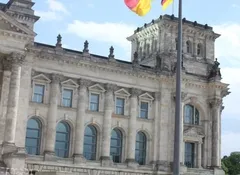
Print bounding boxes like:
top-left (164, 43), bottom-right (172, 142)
top-left (161, 0), bottom-right (173, 10)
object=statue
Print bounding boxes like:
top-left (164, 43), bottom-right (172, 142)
top-left (208, 58), bottom-right (221, 79)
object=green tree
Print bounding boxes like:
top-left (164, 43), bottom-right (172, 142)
top-left (222, 153), bottom-right (240, 175)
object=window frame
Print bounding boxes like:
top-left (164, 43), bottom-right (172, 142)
top-left (186, 40), bottom-right (192, 54)
top-left (115, 97), bottom-right (125, 115)
top-left (184, 142), bottom-right (195, 168)
top-left (32, 83), bottom-right (45, 104)
top-left (184, 104), bottom-right (200, 125)
top-left (83, 125), bottom-right (98, 160)
top-left (89, 92), bottom-right (100, 112)
top-left (197, 43), bottom-right (203, 56)
top-left (110, 128), bottom-right (123, 163)
top-left (135, 131), bottom-right (147, 165)
top-left (62, 88), bottom-right (73, 108)
top-left (139, 101), bottom-right (149, 119)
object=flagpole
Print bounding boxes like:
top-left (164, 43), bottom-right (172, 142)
top-left (173, 0), bottom-right (182, 174)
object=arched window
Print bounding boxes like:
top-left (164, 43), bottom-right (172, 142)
top-left (186, 41), bottom-right (192, 53)
top-left (55, 121), bottom-right (70, 158)
top-left (84, 125), bottom-right (97, 160)
top-left (110, 129), bottom-right (122, 163)
top-left (197, 43), bottom-right (202, 56)
top-left (184, 104), bottom-right (200, 125)
top-left (135, 132), bottom-right (147, 165)
top-left (25, 118), bottom-right (41, 155)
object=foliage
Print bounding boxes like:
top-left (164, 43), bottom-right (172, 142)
top-left (222, 153), bottom-right (240, 175)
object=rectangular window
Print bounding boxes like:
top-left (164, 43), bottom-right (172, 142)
top-left (33, 84), bottom-right (45, 103)
top-left (184, 142), bottom-right (195, 168)
top-left (90, 93), bottom-right (99, 111)
top-left (140, 102), bottom-right (148, 119)
top-left (116, 98), bottom-right (125, 115)
top-left (62, 89), bottom-right (73, 107)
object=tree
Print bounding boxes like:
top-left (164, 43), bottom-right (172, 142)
top-left (222, 152), bottom-right (240, 175)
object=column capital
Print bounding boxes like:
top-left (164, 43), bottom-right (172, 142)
top-left (155, 92), bottom-right (161, 101)
top-left (6, 52), bottom-right (25, 65)
top-left (78, 79), bottom-right (91, 88)
top-left (172, 92), bottom-right (188, 101)
top-left (51, 73), bottom-right (62, 84)
top-left (130, 88), bottom-right (142, 97)
top-left (105, 83), bottom-right (117, 92)
top-left (208, 98), bottom-right (222, 108)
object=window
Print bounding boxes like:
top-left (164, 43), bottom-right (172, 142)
top-left (116, 98), bottom-right (125, 115)
top-left (186, 41), bottom-right (192, 53)
top-left (55, 122), bottom-right (70, 158)
top-left (62, 89), bottom-right (73, 107)
top-left (184, 104), bottom-right (199, 125)
top-left (197, 43), bottom-right (202, 56)
top-left (185, 142), bottom-right (195, 168)
top-left (135, 132), bottom-right (146, 165)
top-left (110, 129), bottom-right (122, 163)
top-left (90, 93), bottom-right (99, 111)
top-left (140, 102), bottom-right (148, 119)
top-left (84, 125), bottom-right (97, 160)
top-left (33, 84), bottom-right (44, 103)
top-left (25, 118), bottom-right (41, 155)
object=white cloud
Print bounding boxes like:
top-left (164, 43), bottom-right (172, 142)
top-left (36, 0), bottom-right (69, 21)
top-left (222, 131), bottom-right (240, 156)
top-left (66, 20), bottom-right (136, 54)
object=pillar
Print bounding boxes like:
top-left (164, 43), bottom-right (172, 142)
top-left (180, 92), bottom-right (187, 165)
top-left (209, 98), bottom-right (222, 167)
top-left (44, 74), bottom-right (61, 156)
top-left (100, 83), bottom-right (115, 165)
top-left (126, 88), bottom-right (141, 166)
top-left (74, 79), bottom-right (90, 163)
top-left (3, 53), bottom-right (24, 147)
top-left (198, 142), bottom-right (202, 168)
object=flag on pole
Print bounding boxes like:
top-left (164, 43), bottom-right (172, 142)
top-left (161, 0), bottom-right (173, 10)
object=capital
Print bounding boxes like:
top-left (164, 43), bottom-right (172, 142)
top-left (131, 88), bottom-right (142, 97)
top-left (208, 98), bottom-right (222, 108)
top-left (79, 79), bottom-right (91, 87)
top-left (105, 83), bottom-right (117, 92)
top-left (155, 92), bottom-right (161, 101)
top-left (6, 52), bottom-right (25, 65)
top-left (51, 73), bottom-right (62, 84)
top-left (172, 92), bottom-right (188, 101)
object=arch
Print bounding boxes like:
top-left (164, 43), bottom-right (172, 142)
top-left (83, 125), bottom-right (98, 160)
top-left (136, 128), bottom-right (152, 141)
top-left (55, 121), bottom-right (70, 158)
top-left (110, 128), bottom-right (123, 163)
top-left (25, 118), bottom-right (42, 155)
top-left (197, 43), bottom-right (203, 56)
top-left (135, 131), bottom-right (147, 165)
top-left (27, 115), bottom-right (46, 126)
top-left (111, 126), bottom-right (127, 138)
top-left (186, 40), bottom-right (192, 53)
top-left (84, 121), bottom-right (102, 133)
top-left (56, 118), bottom-right (74, 131)
top-left (184, 104), bottom-right (200, 125)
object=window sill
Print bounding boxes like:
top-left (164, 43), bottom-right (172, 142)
top-left (112, 114), bottom-right (129, 119)
top-left (58, 105), bottom-right (77, 111)
top-left (86, 110), bottom-right (104, 115)
top-left (29, 101), bottom-right (48, 107)
top-left (184, 124), bottom-right (202, 128)
top-left (137, 117), bottom-right (153, 122)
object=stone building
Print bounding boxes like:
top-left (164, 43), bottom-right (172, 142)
top-left (0, 0), bottom-right (230, 175)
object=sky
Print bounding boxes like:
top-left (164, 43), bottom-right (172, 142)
top-left (2, 0), bottom-right (240, 157)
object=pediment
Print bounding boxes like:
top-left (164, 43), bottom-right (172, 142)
top-left (61, 79), bottom-right (79, 88)
top-left (32, 74), bottom-right (51, 83)
top-left (0, 10), bottom-right (35, 36)
top-left (114, 88), bottom-right (130, 97)
top-left (139, 93), bottom-right (154, 101)
top-left (184, 127), bottom-right (204, 138)
top-left (88, 84), bottom-right (105, 92)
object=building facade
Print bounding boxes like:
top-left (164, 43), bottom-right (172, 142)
top-left (0, 0), bottom-right (230, 175)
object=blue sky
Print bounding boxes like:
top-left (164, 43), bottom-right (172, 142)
top-left (2, 0), bottom-right (240, 156)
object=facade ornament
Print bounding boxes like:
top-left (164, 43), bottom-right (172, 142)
top-left (105, 83), bottom-right (117, 92)
top-left (79, 79), bottom-right (91, 88)
top-left (56, 34), bottom-right (62, 47)
top-left (83, 40), bottom-right (89, 53)
top-left (208, 58), bottom-right (221, 80)
top-left (51, 73), bottom-right (62, 84)
top-left (132, 52), bottom-right (139, 66)
top-left (172, 92), bottom-right (188, 101)
top-left (208, 98), bottom-right (222, 108)
top-left (108, 46), bottom-right (114, 59)
top-left (130, 88), bottom-right (142, 97)
top-left (155, 92), bottom-right (161, 101)
top-left (4, 52), bottom-right (25, 68)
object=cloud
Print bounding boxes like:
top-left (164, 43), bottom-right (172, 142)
top-left (222, 131), bottom-right (240, 156)
top-left (35, 0), bottom-right (69, 21)
top-left (66, 20), bottom-right (136, 53)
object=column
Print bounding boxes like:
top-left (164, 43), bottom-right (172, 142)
top-left (101, 83), bottom-right (115, 163)
top-left (74, 79), bottom-right (90, 163)
top-left (126, 88), bottom-right (141, 165)
top-left (198, 142), bottom-right (202, 168)
top-left (3, 53), bottom-right (24, 147)
top-left (152, 92), bottom-right (161, 163)
top-left (44, 74), bottom-right (61, 155)
top-left (209, 98), bottom-right (222, 167)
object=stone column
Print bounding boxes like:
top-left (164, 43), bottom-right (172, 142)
top-left (100, 83), bottom-right (115, 165)
top-left (126, 88), bottom-right (141, 167)
top-left (209, 98), bottom-right (222, 167)
top-left (74, 79), bottom-right (90, 163)
top-left (3, 53), bottom-right (24, 149)
top-left (198, 142), bottom-right (202, 168)
top-left (44, 74), bottom-right (61, 157)
top-left (152, 92), bottom-right (161, 163)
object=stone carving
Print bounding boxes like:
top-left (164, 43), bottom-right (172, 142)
top-left (208, 98), bottom-right (222, 108)
top-left (105, 83), bottom-right (117, 92)
top-left (83, 40), bottom-right (89, 53)
top-left (6, 52), bottom-right (25, 65)
top-left (172, 92), bottom-right (188, 101)
top-left (208, 58), bottom-right (221, 80)
top-left (56, 34), bottom-right (62, 47)
top-left (108, 46), bottom-right (114, 59)
top-left (79, 79), bottom-right (92, 87)
top-left (130, 88), bottom-right (142, 97)
top-left (51, 73), bottom-right (62, 84)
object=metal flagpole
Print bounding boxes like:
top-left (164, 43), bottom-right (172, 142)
top-left (173, 0), bottom-right (182, 174)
